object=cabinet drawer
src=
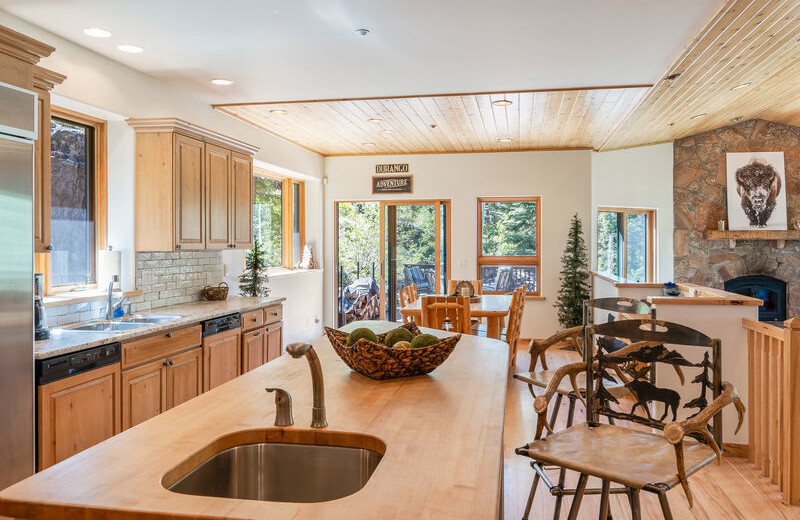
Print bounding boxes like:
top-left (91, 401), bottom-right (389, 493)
top-left (242, 309), bottom-right (265, 331)
top-left (264, 305), bottom-right (282, 325)
top-left (122, 325), bottom-right (202, 369)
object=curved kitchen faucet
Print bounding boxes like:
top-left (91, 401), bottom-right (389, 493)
top-left (286, 342), bottom-right (327, 428)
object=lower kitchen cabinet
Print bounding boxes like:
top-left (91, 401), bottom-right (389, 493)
top-left (242, 322), bottom-right (283, 372)
top-left (37, 363), bottom-right (121, 470)
top-left (121, 346), bottom-right (203, 430)
top-left (203, 329), bottom-right (241, 391)
top-left (266, 322), bottom-right (283, 362)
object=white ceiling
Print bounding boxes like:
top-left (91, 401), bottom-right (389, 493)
top-left (0, 0), bottom-right (721, 104)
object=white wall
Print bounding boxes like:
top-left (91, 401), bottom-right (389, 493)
top-left (591, 143), bottom-right (674, 281)
top-left (323, 151), bottom-right (593, 339)
top-left (1, 12), bottom-right (325, 344)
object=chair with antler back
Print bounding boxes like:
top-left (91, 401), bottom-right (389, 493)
top-left (398, 284), bottom-right (418, 323)
top-left (513, 297), bottom-right (654, 520)
top-left (420, 295), bottom-right (472, 334)
top-left (516, 317), bottom-right (745, 520)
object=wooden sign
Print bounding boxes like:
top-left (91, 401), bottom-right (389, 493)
top-left (375, 163), bottom-right (409, 174)
top-left (373, 175), bottom-right (413, 194)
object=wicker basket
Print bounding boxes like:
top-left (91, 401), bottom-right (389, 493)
top-left (324, 322), bottom-right (460, 380)
top-left (201, 282), bottom-right (229, 301)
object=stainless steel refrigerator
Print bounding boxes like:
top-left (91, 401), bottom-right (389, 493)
top-left (0, 81), bottom-right (36, 489)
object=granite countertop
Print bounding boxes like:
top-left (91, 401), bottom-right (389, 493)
top-left (35, 297), bottom-right (285, 360)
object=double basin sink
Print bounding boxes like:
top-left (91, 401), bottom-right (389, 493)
top-left (163, 429), bottom-right (385, 503)
top-left (58, 314), bottom-right (181, 333)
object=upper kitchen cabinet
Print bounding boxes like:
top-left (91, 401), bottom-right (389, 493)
top-left (0, 26), bottom-right (66, 253)
top-left (128, 118), bottom-right (258, 252)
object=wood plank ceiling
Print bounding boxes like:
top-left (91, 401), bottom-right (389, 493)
top-left (215, 0), bottom-right (800, 156)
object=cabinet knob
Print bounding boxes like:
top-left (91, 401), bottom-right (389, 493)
top-left (169, 360), bottom-right (175, 366)
top-left (45, 245), bottom-right (53, 251)
top-left (163, 361), bottom-right (169, 367)
top-left (176, 244), bottom-right (182, 249)
top-left (166, 332), bottom-right (173, 338)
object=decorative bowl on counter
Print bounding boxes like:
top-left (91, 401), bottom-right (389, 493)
top-left (201, 282), bottom-right (229, 301)
top-left (324, 322), bottom-right (460, 380)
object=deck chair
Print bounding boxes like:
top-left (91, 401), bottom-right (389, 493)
top-left (516, 318), bottom-right (745, 520)
top-left (512, 297), bottom-right (653, 520)
top-left (420, 295), bottom-right (472, 334)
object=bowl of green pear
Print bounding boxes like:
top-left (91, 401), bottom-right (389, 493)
top-left (324, 323), bottom-right (461, 380)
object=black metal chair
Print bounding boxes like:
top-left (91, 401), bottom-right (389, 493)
top-left (516, 318), bottom-right (745, 520)
top-left (513, 297), bottom-right (654, 520)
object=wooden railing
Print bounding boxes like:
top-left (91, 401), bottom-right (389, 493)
top-left (743, 317), bottom-right (800, 505)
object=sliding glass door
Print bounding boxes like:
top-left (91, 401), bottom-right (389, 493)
top-left (335, 200), bottom-right (450, 326)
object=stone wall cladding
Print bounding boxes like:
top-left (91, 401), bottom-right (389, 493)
top-left (674, 119), bottom-right (800, 316)
top-left (129, 251), bottom-right (224, 313)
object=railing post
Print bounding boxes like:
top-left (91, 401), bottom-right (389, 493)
top-left (782, 317), bottom-right (800, 505)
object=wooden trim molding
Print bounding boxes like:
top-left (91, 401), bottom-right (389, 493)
top-left (0, 25), bottom-right (54, 64)
top-left (127, 118), bottom-right (259, 156)
top-left (32, 65), bottom-right (66, 91)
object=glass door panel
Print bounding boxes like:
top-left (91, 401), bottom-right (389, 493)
top-left (335, 202), bottom-right (380, 327)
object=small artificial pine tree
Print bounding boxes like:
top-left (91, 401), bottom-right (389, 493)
top-left (554, 213), bottom-right (590, 328)
top-left (239, 238), bottom-right (271, 297)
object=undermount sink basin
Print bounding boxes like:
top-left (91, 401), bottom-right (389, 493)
top-left (58, 315), bottom-right (181, 333)
top-left (163, 429), bottom-right (385, 503)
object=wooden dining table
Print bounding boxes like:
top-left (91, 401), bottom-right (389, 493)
top-left (399, 294), bottom-right (514, 339)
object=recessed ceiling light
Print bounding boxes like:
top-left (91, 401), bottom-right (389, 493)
top-left (730, 82), bottom-right (751, 91)
top-left (492, 99), bottom-right (513, 107)
top-left (690, 113), bottom-right (707, 120)
top-left (210, 78), bottom-right (234, 86)
top-left (83, 27), bottom-right (111, 38)
top-left (367, 118), bottom-right (383, 124)
top-left (362, 142), bottom-right (376, 147)
top-left (380, 129), bottom-right (394, 135)
top-left (355, 28), bottom-right (370, 36)
top-left (270, 109), bottom-right (288, 115)
top-left (117, 44), bottom-right (143, 54)
top-left (498, 137), bottom-right (513, 143)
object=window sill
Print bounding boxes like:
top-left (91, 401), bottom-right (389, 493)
top-left (525, 295), bottom-right (546, 301)
top-left (43, 289), bottom-right (143, 309)
top-left (263, 268), bottom-right (323, 279)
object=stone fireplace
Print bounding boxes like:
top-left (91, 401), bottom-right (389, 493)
top-left (724, 274), bottom-right (786, 321)
top-left (673, 119), bottom-right (800, 317)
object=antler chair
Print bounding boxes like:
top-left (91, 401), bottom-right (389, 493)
top-left (516, 318), bottom-right (745, 520)
top-left (513, 297), bottom-right (653, 520)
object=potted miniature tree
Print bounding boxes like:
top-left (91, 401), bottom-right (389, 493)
top-left (239, 238), bottom-right (271, 297)
top-left (554, 214), bottom-right (590, 328)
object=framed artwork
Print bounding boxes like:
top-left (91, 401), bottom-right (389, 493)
top-left (725, 152), bottom-right (787, 230)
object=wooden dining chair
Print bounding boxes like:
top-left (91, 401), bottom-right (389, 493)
top-left (517, 318), bottom-right (746, 520)
top-left (420, 295), bottom-right (472, 334)
top-left (399, 284), bottom-right (419, 323)
top-left (446, 279), bottom-right (482, 295)
top-left (503, 286), bottom-right (526, 365)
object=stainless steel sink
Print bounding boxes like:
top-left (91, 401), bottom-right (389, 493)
top-left (164, 430), bottom-right (385, 503)
top-left (58, 315), bottom-right (181, 333)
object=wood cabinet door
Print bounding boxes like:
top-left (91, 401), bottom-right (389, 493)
top-left (265, 323), bottom-right (283, 362)
top-left (174, 134), bottom-right (205, 249)
top-left (33, 87), bottom-right (51, 253)
top-left (203, 329), bottom-right (241, 391)
top-left (121, 358), bottom-right (167, 430)
top-left (204, 143), bottom-right (231, 249)
top-left (230, 153), bottom-right (253, 249)
top-left (242, 327), bottom-right (265, 372)
top-left (37, 363), bottom-right (121, 469)
top-left (166, 347), bottom-right (203, 409)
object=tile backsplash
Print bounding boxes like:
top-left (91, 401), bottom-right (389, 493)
top-left (128, 251), bottom-right (224, 313)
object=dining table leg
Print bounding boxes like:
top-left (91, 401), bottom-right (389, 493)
top-left (486, 316), bottom-right (503, 339)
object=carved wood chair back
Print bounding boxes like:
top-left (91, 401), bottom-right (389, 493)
top-left (400, 285), bottom-right (419, 323)
top-left (446, 279), bottom-right (482, 296)
top-left (505, 286), bottom-right (526, 349)
top-left (421, 295), bottom-right (472, 334)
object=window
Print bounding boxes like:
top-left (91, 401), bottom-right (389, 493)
top-left (596, 207), bottom-right (656, 282)
top-left (477, 197), bottom-right (540, 295)
top-left (39, 108), bottom-right (107, 294)
top-left (251, 170), bottom-right (305, 269)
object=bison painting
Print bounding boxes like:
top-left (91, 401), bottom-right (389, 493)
top-left (734, 159), bottom-right (782, 227)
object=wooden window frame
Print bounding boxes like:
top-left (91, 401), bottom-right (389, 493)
top-left (477, 196), bottom-right (541, 296)
top-left (596, 206), bottom-right (657, 282)
top-left (36, 106), bottom-right (108, 296)
top-left (252, 169), bottom-right (305, 270)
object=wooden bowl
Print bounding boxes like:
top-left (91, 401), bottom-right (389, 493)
top-left (324, 322), bottom-right (460, 380)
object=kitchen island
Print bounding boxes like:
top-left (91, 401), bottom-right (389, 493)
top-left (0, 321), bottom-right (509, 520)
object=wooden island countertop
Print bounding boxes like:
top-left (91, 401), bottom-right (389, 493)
top-left (0, 321), bottom-right (509, 520)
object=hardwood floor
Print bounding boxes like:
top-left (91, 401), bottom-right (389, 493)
top-left (503, 343), bottom-right (800, 520)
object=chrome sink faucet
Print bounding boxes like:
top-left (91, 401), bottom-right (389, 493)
top-left (286, 342), bottom-right (327, 428)
top-left (106, 275), bottom-right (128, 319)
